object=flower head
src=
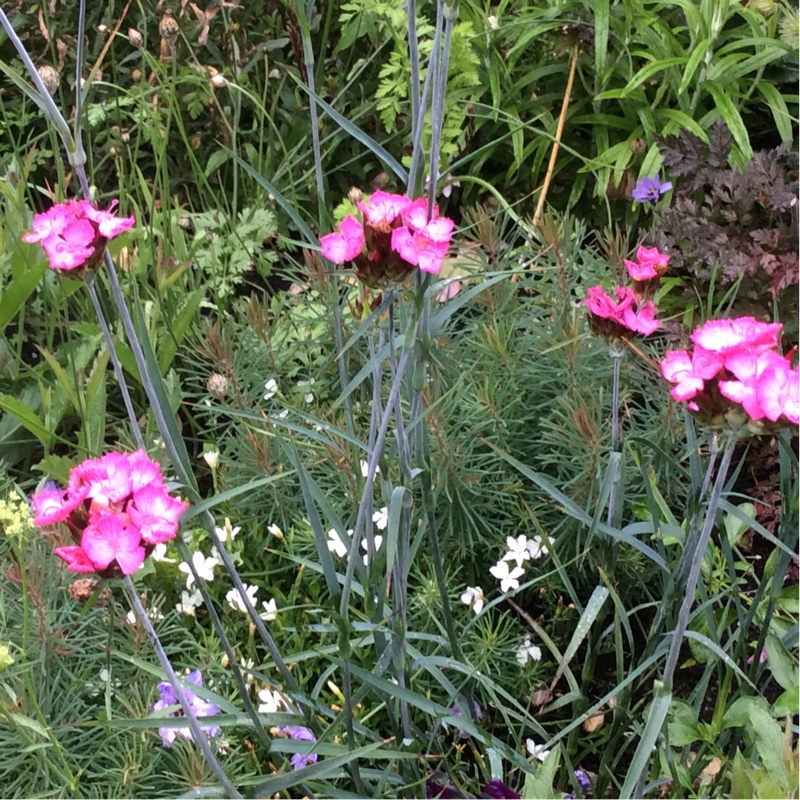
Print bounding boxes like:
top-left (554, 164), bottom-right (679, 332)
top-left (319, 214), bottom-right (365, 264)
top-left (226, 583), bottom-right (259, 613)
top-left (631, 175), bottom-right (672, 204)
top-left (489, 559), bottom-right (524, 593)
top-left (23, 200), bottom-right (134, 275)
top-left (525, 737), bottom-right (551, 762)
top-left (151, 670), bottom-right (220, 747)
top-left (460, 586), bottom-right (485, 615)
top-left (624, 246), bottom-right (670, 281)
top-left (585, 285), bottom-right (659, 338)
top-left (516, 635), bottom-right (543, 665)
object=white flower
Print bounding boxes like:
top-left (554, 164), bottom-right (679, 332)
top-left (526, 737), bottom-right (551, 762)
top-left (516, 635), bottom-right (543, 665)
top-left (179, 552), bottom-right (218, 588)
top-left (304, 392), bottom-right (314, 404)
top-left (487, 14), bottom-right (499, 29)
top-left (297, 378), bottom-right (316, 387)
top-left (327, 528), bottom-right (349, 558)
top-left (260, 598), bottom-right (278, 621)
top-left (267, 523), bottom-right (283, 538)
top-left (257, 688), bottom-right (285, 714)
top-left (151, 543), bottom-right (176, 563)
top-left (240, 658), bottom-right (256, 686)
top-left (125, 606), bottom-right (164, 624)
top-left (526, 535), bottom-right (548, 560)
top-left (203, 450), bottom-right (220, 469)
top-left (226, 583), bottom-right (259, 613)
top-left (361, 535), bottom-right (383, 566)
top-left (489, 559), bottom-right (524, 593)
top-left (503, 534), bottom-right (532, 568)
top-left (263, 378), bottom-right (278, 400)
top-left (176, 589), bottom-right (204, 616)
top-left (372, 506), bottom-right (389, 531)
top-left (460, 586), bottom-right (485, 615)
top-left (360, 459), bottom-right (379, 478)
top-left (215, 519), bottom-right (241, 543)
top-left (276, 409), bottom-right (289, 420)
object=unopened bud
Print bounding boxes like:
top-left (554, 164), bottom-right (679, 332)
top-left (206, 372), bottom-right (229, 399)
top-left (132, 68), bottom-right (143, 83)
top-left (347, 186), bottom-right (363, 205)
top-left (203, 450), bottom-right (220, 470)
top-left (37, 65), bottom-right (60, 96)
top-left (210, 73), bottom-right (229, 89)
top-left (159, 14), bottom-right (180, 46)
top-left (128, 28), bottom-right (144, 48)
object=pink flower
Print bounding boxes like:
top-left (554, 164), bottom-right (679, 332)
top-left (624, 246), bottom-right (670, 281)
top-left (128, 485), bottom-right (189, 545)
top-left (319, 215), bottom-right (365, 263)
top-left (31, 487), bottom-right (84, 526)
top-left (53, 545), bottom-right (96, 573)
top-left (585, 286), bottom-right (660, 336)
top-left (23, 200), bottom-right (134, 274)
top-left (660, 350), bottom-right (706, 402)
top-left (400, 197), bottom-right (439, 232)
top-left (691, 317), bottom-right (782, 358)
top-left (719, 351), bottom-right (799, 423)
top-left (128, 449), bottom-right (165, 493)
top-left (391, 217), bottom-right (453, 274)
top-left (758, 359), bottom-right (799, 424)
top-left (81, 513), bottom-right (145, 575)
top-left (72, 452), bottom-right (132, 507)
top-left (356, 190), bottom-right (411, 228)
top-left (437, 280), bottom-right (461, 303)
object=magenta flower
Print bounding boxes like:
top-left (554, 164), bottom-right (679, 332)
top-left (631, 175), bottom-right (672, 203)
top-left (151, 670), bottom-right (221, 747)
top-left (690, 317), bottom-right (782, 358)
top-left (625, 246), bottom-right (670, 281)
top-left (319, 215), bottom-right (365, 264)
top-left (81, 513), bottom-right (145, 575)
top-left (31, 449), bottom-right (186, 578)
top-left (128, 484), bottom-right (189, 545)
top-left (400, 196), bottom-right (438, 232)
top-left (23, 200), bottom-right (134, 274)
top-left (391, 217), bottom-right (454, 274)
top-left (357, 190), bottom-right (412, 228)
top-left (585, 285), bottom-right (660, 337)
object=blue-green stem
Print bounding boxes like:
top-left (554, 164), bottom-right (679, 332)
top-left (606, 345), bottom-right (624, 528)
top-left (406, 0), bottom-right (421, 172)
top-left (661, 433), bottom-right (738, 689)
top-left (84, 275), bottom-right (145, 450)
top-left (122, 577), bottom-right (241, 798)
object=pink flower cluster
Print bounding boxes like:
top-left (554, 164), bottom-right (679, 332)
top-left (319, 190), bottom-right (454, 286)
top-left (661, 317), bottom-right (798, 427)
top-left (23, 200), bottom-right (134, 275)
top-left (584, 246), bottom-right (670, 339)
top-left (31, 450), bottom-right (188, 577)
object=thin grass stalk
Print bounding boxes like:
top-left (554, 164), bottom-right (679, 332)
top-left (84, 276), bottom-right (145, 450)
top-left (297, 7), bottom-right (325, 212)
top-left (173, 537), bottom-right (272, 751)
top-left (661, 433), bottom-right (738, 688)
top-left (74, 0), bottom-right (87, 145)
top-left (122, 577), bottom-right (241, 798)
top-left (406, 0), bottom-right (421, 173)
top-left (605, 346), bottom-right (624, 528)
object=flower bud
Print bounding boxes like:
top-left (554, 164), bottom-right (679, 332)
top-left (203, 450), bottom-right (220, 470)
top-left (206, 372), bottom-right (229, 399)
top-left (159, 13), bottom-right (180, 46)
top-left (128, 28), bottom-right (144, 48)
top-left (210, 73), bottom-right (229, 89)
top-left (37, 65), bottom-right (60, 96)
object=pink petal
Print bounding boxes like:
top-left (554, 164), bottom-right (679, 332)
top-left (31, 488), bottom-right (78, 526)
top-left (53, 545), bottom-right (96, 573)
top-left (691, 317), bottom-right (782, 356)
top-left (391, 226), bottom-right (419, 266)
top-left (660, 350), bottom-right (693, 383)
top-left (357, 190), bottom-right (411, 227)
top-left (127, 449), bottom-right (164, 493)
top-left (82, 513), bottom-right (143, 571)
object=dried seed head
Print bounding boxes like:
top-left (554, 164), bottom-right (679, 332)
top-left (132, 68), bottom-right (143, 83)
top-left (68, 578), bottom-right (110, 604)
top-left (177, 216), bottom-right (191, 230)
top-left (37, 65), bottom-right (60, 96)
top-left (159, 13), bottom-right (180, 46)
top-left (206, 372), bottom-right (229, 399)
top-left (347, 186), bottom-right (363, 205)
top-left (630, 137), bottom-right (646, 155)
top-left (128, 27), bottom-right (144, 48)
top-left (190, 135), bottom-right (202, 151)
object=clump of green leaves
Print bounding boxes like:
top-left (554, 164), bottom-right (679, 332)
top-left (188, 206), bottom-right (279, 303)
top-left (652, 119), bottom-right (799, 301)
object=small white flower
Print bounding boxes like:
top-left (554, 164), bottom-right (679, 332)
top-left (257, 688), bottom-right (285, 714)
top-left (489, 559), bottom-right (524, 593)
top-left (487, 14), bottom-right (499, 30)
top-left (240, 658), bottom-right (256, 686)
top-left (215, 519), bottom-right (241, 543)
top-left (297, 377), bottom-right (316, 388)
top-left (203, 450), bottom-right (220, 469)
top-left (516, 635), bottom-right (543, 665)
top-left (460, 586), bottom-right (485, 615)
top-left (503, 534), bottom-right (532, 568)
top-left (176, 589), bottom-right (204, 616)
top-left (267, 523), bottom-right (283, 538)
top-left (276, 409), bottom-right (289, 420)
top-left (327, 528), bottom-right (349, 558)
top-left (263, 379), bottom-right (278, 400)
top-left (526, 535), bottom-right (548, 560)
top-left (260, 598), bottom-right (278, 621)
top-left (361, 535), bottom-right (383, 566)
top-left (372, 506), bottom-right (389, 531)
top-left (226, 583), bottom-right (259, 613)
top-left (526, 737), bottom-right (551, 762)
top-left (360, 459), bottom-right (379, 478)
top-left (151, 543), bottom-right (176, 563)
top-left (179, 552), bottom-right (217, 588)
top-left (125, 606), bottom-right (164, 624)
top-left (304, 392), bottom-right (314, 404)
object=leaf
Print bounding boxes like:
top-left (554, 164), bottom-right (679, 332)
top-left (620, 690), bottom-right (672, 799)
top-left (704, 81), bottom-right (753, 160)
top-left (0, 394), bottom-right (52, 447)
top-left (667, 698), bottom-right (702, 746)
top-left (521, 747), bottom-right (560, 799)
top-left (764, 633), bottom-right (798, 692)
top-left (620, 56), bottom-right (688, 97)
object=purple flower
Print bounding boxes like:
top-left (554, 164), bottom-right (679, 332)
top-left (631, 175), bottom-right (672, 204)
top-left (151, 670), bottom-right (221, 747)
top-left (563, 769), bottom-right (592, 798)
top-left (449, 696), bottom-right (483, 739)
top-left (483, 779), bottom-right (521, 798)
top-left (279, 725), bottom-right (318, 771)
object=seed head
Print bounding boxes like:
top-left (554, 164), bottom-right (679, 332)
top-left (37, 65), bottom-right (60, 96)
top-left (128, 28), bottom-right (144, 48)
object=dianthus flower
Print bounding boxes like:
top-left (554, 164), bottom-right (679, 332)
top-left (660, 316), bottom-right (798, 429)
top-left (23, 199), bottom-right (134, 276)
top-left (585, 285), bottom-right (659, 339)
top-left (624, 245), bottom-right (670, 281)
top-left (31, 450), bottom-right (188, 578)
top-left (151, 670), bottom-right (221, 747)
top-left (318, 190), bottom-right (455, 286)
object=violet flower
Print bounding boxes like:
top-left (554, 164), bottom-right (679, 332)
top-left (151, 670), bottom-right (221, 747)
top-left (631, 175), bottom-right (672, 204)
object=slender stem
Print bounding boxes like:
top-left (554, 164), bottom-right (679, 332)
top-left (122, 578), bottom-right (240, 798)
top-left (407, 0), bottom-right (421, 181)
top-left (332, 290), bottom-right (356, 440)
top-left (606, 346), bottom-right (624, 528)
top-left (85, 276), bottom-right (145, 450)
top-left (661, 434), bottom-right (738, 689)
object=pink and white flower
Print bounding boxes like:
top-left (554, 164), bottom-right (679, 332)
top-left (319, 215), bottom-right (365, 263)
